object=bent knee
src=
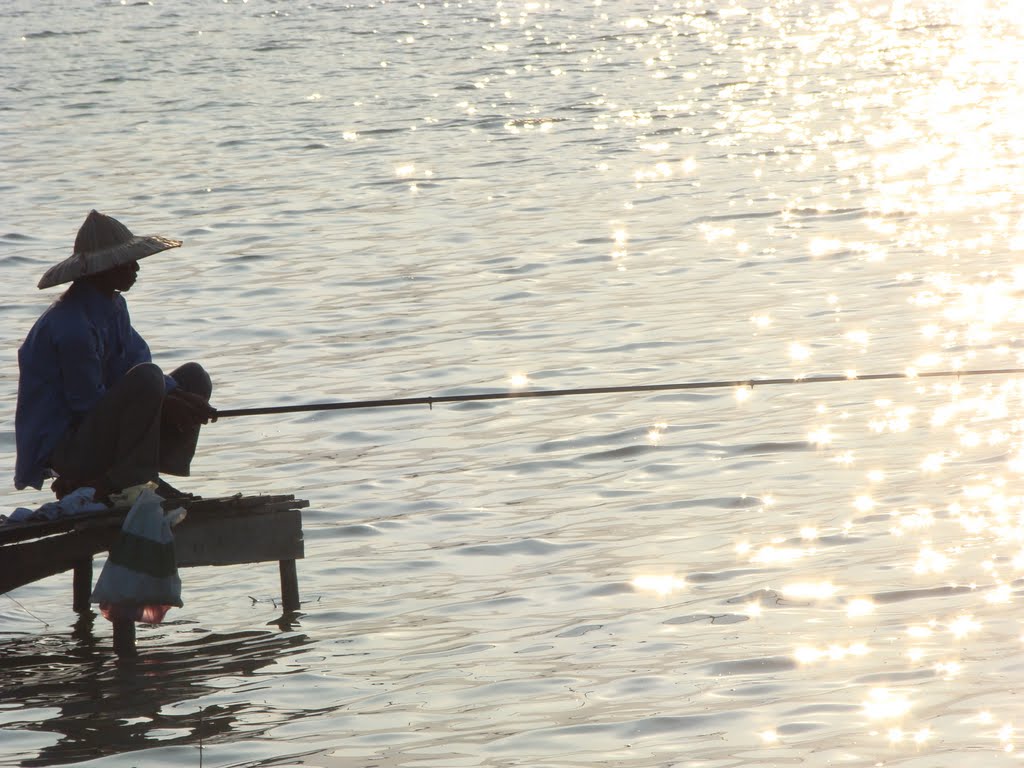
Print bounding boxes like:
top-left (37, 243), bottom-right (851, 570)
top-left (125, 362), bottom-right (167, 396)
top-left (171, 362), bottom-right (212, 399)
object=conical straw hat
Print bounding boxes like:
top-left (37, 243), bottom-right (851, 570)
top-left (38, 210), bottom-right (182, 289)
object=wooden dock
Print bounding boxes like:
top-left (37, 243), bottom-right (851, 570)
top-left (0, 493), bottom-right (307, 655)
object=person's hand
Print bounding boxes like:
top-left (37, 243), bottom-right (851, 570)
top-left (163, 390), bottom-right (218, 432)
top-left (51, 475), bottom-right (71, 500)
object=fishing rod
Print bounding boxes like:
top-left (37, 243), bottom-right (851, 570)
top-left (215, 366), bottom-right (1024, 419)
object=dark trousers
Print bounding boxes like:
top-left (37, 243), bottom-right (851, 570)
top-left (51, 362), bottom-right (212, 492)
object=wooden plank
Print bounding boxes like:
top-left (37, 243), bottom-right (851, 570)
top-left (174, 494), bottom-right (307, 516)
top-left (0, 527), bottom-right (118, 595)
top-left (0, 508), bottom-right (122, 545)
top-left (178, 499), bottom-right (309, 523)
top-left (173, 507), bottom-right (304, 567)
top-left (0, 494), bottom-right (307, 546)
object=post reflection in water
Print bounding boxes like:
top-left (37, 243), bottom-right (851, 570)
top-left (0, 615), bottom-right (309, 768)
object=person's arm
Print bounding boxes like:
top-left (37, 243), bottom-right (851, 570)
top-left (120, 300), bottom-right (177, 392)
top-left (125, 326), bottom-right (177, 392)
top-left (124, 325), bottom-right (152, 367)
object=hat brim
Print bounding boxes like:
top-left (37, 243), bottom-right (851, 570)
top-left (38, 235), bottom-right (182, 289)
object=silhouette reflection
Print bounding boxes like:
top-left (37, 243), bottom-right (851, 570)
top-left (0, 617), bottom-right (310, 767)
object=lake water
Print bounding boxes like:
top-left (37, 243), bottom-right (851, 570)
top-left (4, 0), bottom-right (1024, 765)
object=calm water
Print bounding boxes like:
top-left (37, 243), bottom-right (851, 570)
top-left (4, 1), bottom-right (1024, 765)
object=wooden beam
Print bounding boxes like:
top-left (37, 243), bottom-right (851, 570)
top-left (174, 508), bottom-right (304, 567)
top-left (112, 617), bottom-right (137, 657)
top-left (279, 559), bottom-right (300, 613)
top-left (0, 527), bottom-right (118, 595)
top-left (72, 559), bottom-right (93, 612)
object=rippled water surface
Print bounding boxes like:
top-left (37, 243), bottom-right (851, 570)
top-left (4, 1), bottom-right (1024, 765)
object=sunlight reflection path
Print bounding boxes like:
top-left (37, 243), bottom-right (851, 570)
top-left (623, 1), bottom-right (1024, 758)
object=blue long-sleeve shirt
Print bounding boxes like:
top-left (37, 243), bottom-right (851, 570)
top-left (14, 281), bottom-right (173, 490)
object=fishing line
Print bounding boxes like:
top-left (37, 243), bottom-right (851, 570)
top-left (3, 593), bottom-right (50, 627)
top-left (215, 366), bottom-right (1024, 419)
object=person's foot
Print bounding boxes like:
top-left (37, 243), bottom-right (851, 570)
top-left (52, 476), bottom-right (112, 504)
top-left (51, 476), bottom-right (71, 500)
top-left (154, 477), bottom-right (195, 500)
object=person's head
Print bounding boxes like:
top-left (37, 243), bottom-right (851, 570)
top-left (80, 260), bottom-right (141, 296)
top-left (37, 210), bottom-right (181, 293)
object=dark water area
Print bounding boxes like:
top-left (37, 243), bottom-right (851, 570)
top-left (1, 625), bottom-right (308, 767)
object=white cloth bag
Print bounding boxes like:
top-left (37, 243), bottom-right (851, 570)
top-left (91, 488), bottom-right (183, 621)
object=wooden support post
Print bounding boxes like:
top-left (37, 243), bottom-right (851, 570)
top-left (112, 617), bottom-right (137, 658)
top-left (279, 559), bottom-right (300, 613)
top-left (72, 558), bottom-right (92, 613)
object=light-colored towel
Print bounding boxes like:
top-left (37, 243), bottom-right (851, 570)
top-left (4, 487), bottom-right (108, 524)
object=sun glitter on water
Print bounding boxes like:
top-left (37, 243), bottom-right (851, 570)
top-left (631, 575), bottom-right (686, 597)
